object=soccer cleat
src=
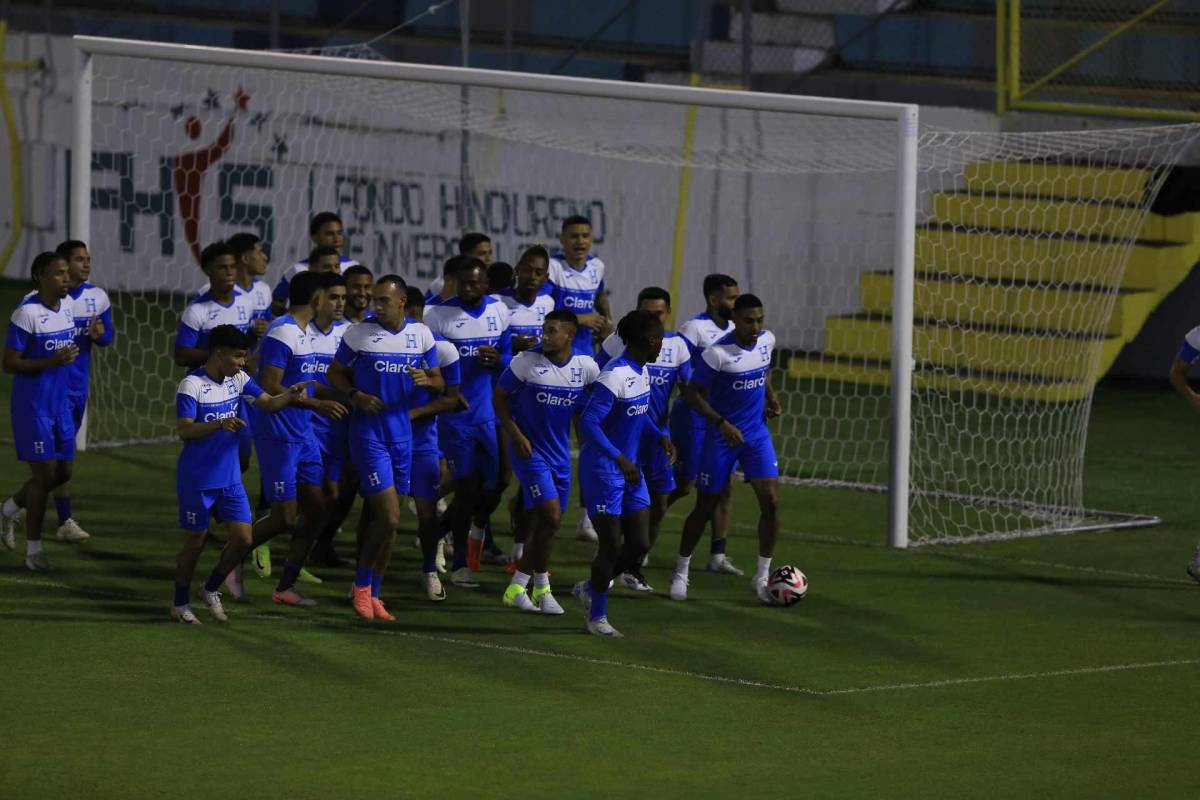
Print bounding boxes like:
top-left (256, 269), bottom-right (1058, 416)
top-left (252, 545), bottom-right (271, 578)
top-left (170, 605), bottom-right (201, 624)
top-left (532, 586), bottom-right (564, 615)
top-left (436, 497), bottom-right (450, 516)
top-left (0, 503), bottom-right (19, 551)
top-left (668, 572), bottom-right (689, 601)
top-left (297, 567), bottom-right (323, 585)
top-left (707, 556), bottom-right (744, 576)
top-left (24, 551), bottom-right (52, 572)
top-left (372, 598), bottom-right (396, 622)
top-left (434, 544), bottom-right (447, 574)
top-left (201, 589), bottom-right (229, 623)
top-left (619, 570), bottom-right (654, 593)
top-left (1188, 562), bottom-right (1200, 585)
top-left (753, 577), bottom-right (772, 604)
top-left (482, 546), bottom-right (508, 566)
top-left (450, 567), bottom-right (479, 588)
top-left (571, 579), bottom-right (592, 612)
top-left (466, 536), bottom-right (484, 572)
top-left (425, 572), bottom-right (447, 602)
top-left (351, 585), bottom-right (375, 620)
top-left (55, 518), bottom-right (90, 543)
top-left (576, 514), bottom-right (598, 542)
top-left (272, 588), bottom-right (318, 607)
top-left (502, 583), bottom-right (538, 612)
top-left (223, 563), bottom-right (246, 601)
top-left (585, 617), bottom-right (623, 638)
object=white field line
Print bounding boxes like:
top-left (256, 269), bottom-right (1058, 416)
top-left (2, 575), bottom-right (1197, 697)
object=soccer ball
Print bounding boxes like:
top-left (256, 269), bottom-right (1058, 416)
top-left (765, 565), bottom-right (808, 606)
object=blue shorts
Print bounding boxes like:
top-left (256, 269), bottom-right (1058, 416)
top-left (441, 420), bottom-right (499, 487)
top-left (255, 436), bottom-right (323, 502)
top-left (13, 408), bottom-right (76, 463)
top-left (579, 452), bottom-right (650, 518)
top-left (67, 392), bottom-right (88, 430)
top-left (315, 419), bottom-right (347, 484)
top-left (411, 448), bottom-right (442, 500)
top-left (639, 436), bottom-right (676, 495)
top-left (178, 481), bottom-right (251, 532)
top-left (696, 430), bottom-right (779, 493)
top-left (352, 438), bottom-right (412, 497)
top-left (670, 412), bottom-right (705, 485)
top-left (511, 453), bottom-right (571, 510)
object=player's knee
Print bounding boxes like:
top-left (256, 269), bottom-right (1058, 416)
top-left (759, 489), bottom-right (780, 517)
top-left (537, 506), bottom-right (561, 532)
top-left (228, 527), bottom-right (252, 551)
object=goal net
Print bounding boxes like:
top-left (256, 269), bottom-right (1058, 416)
top-left (73, 36), bottom-right (1199, 545)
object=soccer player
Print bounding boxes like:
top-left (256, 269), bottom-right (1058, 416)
top-left (343, 265), bottom-right (375, 324)
top-left (497, 310), bottom-right (598, 615)
top-left (328, 275), bottom-right (450, 620)
top-left (306, 273), bottom-right (351, 514)
top-left (0, 253), bottom-right (80, 570)
top-left (170, 324), bottom-right (311, 623)
top-left (1167, 327), bottom-right (1200, 582)
top-left (597, 287), bottom-right (691, 592)
top-left (669, 294), bottom-right (783, 604)
top-left (227, 232), bottom-right (273, 337)
top-left (175, 242), bottom-right (257, 368)
top-left (246, 272), bottom-right (348, 606)
top-left (487, 261), bottom-right (514, 296)
top-left (426, 233), bottom-right (494, 304)
top-left (422, 258), bottom-right (512, 587)
top-left (270, 211), bottom-right (359, 316)
top-left (496, 245), bottom-right (555, 354)
top-left (572, 310), bottom-right (673, 638)
top-left (667, 273), bottom-right (742, 575)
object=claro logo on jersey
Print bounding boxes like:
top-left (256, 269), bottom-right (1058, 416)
top-left (459, 343), bottom-right (495, 357)
top-left (202, 408), bottom-right (239, 422)
top-left (733, 375), bottom-right (767, 390)
top-left (560, 295), bottom-right (594, 310)
top-left (648, 372), bottom-right (672, 386)
top-left (626, 402), bottom-right (650, 416)
top-left (536, 391), bottom-right (576, 407)
top-left (300, 361), bottom-right (324, 374)
top-left (374, 360), bottom-right (415, 373)
top-left (44, 338), bottom-right (75, 352)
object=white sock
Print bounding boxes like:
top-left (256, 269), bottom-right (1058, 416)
top-left (511, 570), bottom-right (531, 588)
top-left (755, 556), bottom-right (772, 581)
top-left (511, 542), bottom-right (524, 561)
top-left (27, 539), bottom-right (43, 556)
top-left (2, 497), bottom-right (19, 517)
top-left (675, 555), bottom-right (691, 577)
top-left (468, 525), bottom-right (486, 542)
top-left (534, 572), bottom-right (550, 588)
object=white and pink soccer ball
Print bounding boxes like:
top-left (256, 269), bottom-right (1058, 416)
top-left (765, 565), bottom-right (808, 606)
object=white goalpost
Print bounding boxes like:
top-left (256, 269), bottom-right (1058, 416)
top-left (69, 35), bottom-right (1198, 548)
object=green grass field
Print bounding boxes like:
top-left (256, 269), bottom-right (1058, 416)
top-left (2, 277), bottom-right (1198, 798)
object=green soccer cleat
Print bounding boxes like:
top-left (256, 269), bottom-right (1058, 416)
top-left (297, 567), bottom-right (323, 585)
top-left (502, 583), bottom-right (537, 612)
top-left (252, 545), bottom-right (271, 578)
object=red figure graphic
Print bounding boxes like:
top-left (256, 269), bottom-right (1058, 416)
top-left (173, 88), bottom-right (250, 263)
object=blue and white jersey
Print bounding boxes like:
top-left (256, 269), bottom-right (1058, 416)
top-left (244, 277), bottom-right (273, 322)
top-left (423, 296), bottom-right (511, 427)
top-left (496, 288), bottom-right (555, 347)
top-left (333, 320), bottom-right (438, 444)
top-left (412, 337), bottom-right (461, 453)
top-left (578, 353), bottom-right (656, 463)
top-left (6, 295), bottom-right (77, 418)
top-left (25, 282), bottom-right (115, 396)
top-left (176, 288), bottom-right (255, 351)
top-left (1177, 326), bottom-right (1200, 363)
top-left (272, 255), bottom-right (361, 306)
top-left (252, 315), bottom-right (320, 442)
top-left (599, 331), bottom-right (691, 428)
top-left (176, 368), bottom-right (264, 489)
top-left (425, 276), bottom-right (446, 307)
top-left (548, 253), bottom-right (605, 354)
top-left (498, 349), bottom-right (599, 465)
top-left (307, 318), bottom-right (351, 446)
top-left (677, 312), bottom-right (734, 359)
top-left (692, 330), bottom-right (776, 439)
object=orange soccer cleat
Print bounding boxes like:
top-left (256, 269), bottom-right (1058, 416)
top-left (372, 598), bottom-right (396, 622)
top-left (351, 585), bottom-right (375, 620)
top-left (466, 537), bottom-right (484, 572)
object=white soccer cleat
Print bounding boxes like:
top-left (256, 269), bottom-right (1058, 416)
top-left (0, 503), bottom-right (20, 551)
top-left (585, 617), bottom-right (623, 638)
top-left (571, 579), bottom-right (592, 612)
top-left (24, 551), bottom-right (52, 572)
top-left (425, 572), bottom-right (447, 602)
top-left (502, 584), bottom-right (538, 612)
top-left (407, 500), bottom-right (418, 518)
top-left (434, 542), bottom-right (447, 574)
top-left (753, 577), bottom-right (773, 604)
top-left (1187, 562), bottom-right (1200, 585)
top-left (576, 514), bottom-right (598, 543)
top-left (55, 518), bottom-right (90, 543)
top-left (619, 571), bottom-right (654, 593)
top-left (223, 563), bottom-right (246, 601)
top-left (668, 572), bottom-right (689, 601)
top-left (533, 588), bottom-right (565, 616)
top-left (170, 606), bottom-right (201, 624)
top-left (201, 589), bottom-right (229, 623)
top-left (707, 555), bottom-right (743, 576)
top-left (436, 497), bottom-right (450, 516)
top-left (450, 567), bottom-right (479, 588)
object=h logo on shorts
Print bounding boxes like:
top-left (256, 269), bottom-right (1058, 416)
top-left (595, 504), bottom-right (607, 514)
top-left (699, 472), bottom-right (709, 485)
top-left (274, 481), bottom-right (286, 497)
top-left (33, 441), bottom-right (45, 455)
top-left (530, 484), bottom-right (542, 498)
top-left (186, 511), bottom-right (197, 525)
top-left (368, 472), bottom-right (381, 487)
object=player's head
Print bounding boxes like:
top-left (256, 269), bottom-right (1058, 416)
top-left (636, 286), bottom-right (671, 324)
top-left (702, 273), bottom-right (739, 321)
top-left (487, 261), bottom-right (514, 294)
top-left (732, 293), bottom-right (764, 344)
top-left (515, 245), bottom-right (550, 297)
top-left (309, 212), bottom-right (345, 253)
top-left (458, 232), bottom-right (493, 266)
top-left (404, 287), bottom-right (425, 323)
top-left (372, 274), bottom-right (408, 328)
top-left (207, 324), bottom-right (254, 376)
top-left (441, 253), bottom-right (474, 294)
top-left (228, 233), bottom-right (268, 278)
top-left (308, 245), bottom-right (341, 274)
top-left (55, 239), bottom-right (90, 286)
top-left (454, 257), bottom-right (488, 307)
top-left (314, 273), bottom-right (346, 323)
top-left (559, 215), bottom-right (593, 263)
top-left (541, 309), bottom-right (578, 358)
top-left (342, 265), bottom-right (374, 314)
top-left (616, 309), bottom-right (665, 365)
top-left (289, 270), bottom-right (325, 310)
top-left (200, 241), bottom-right (237, 293)
top-left (31, 251), bottom-right (70, 298)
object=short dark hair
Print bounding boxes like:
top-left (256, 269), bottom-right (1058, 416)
top-left (544, 309), bottom-right (578, 328)
top-left (309, 211), bottom-right (343, 236)
top-left (342, 264), bottom-right (373, 282)
top-left (442, 254), bottom-right (475, 279)
top-left (637, 286), bottom-right (671, 308)
top-left (458, 232), bottom-right (491, 255)
top-left (404, 290), bottom-right (425, 310)
top-left (200, 242), bottom-right (235, 271)
top-left (320, 273), bottom-right (346, 290)
top-left (377, 274), bottom-right (407, 291)
top-left (227, 232), bottom-right (261, 261)
top-left (454, 257), bottom-right (486, 280)
top-left (703, 273), bottom-right (738, 298)
top-left (209, 324), bottom-right (253, 351)
top-left (561, 215), bottom-right (591, 231)
top-left (54, 240), bottom-right (87, 260)
top-left (518, 244), bottom-right (550, 266)
top-left (289, 271), bottom-right (325, 307)
top-left (487, 261), bottom-right (514, 292)
top-left (309, 245), bottom-right (340, 265)
top-left (734, 293), bottom-right (763, 312)
top-left (31, 251), bottom-right (65, 280)
top-left (616, 309), bottom-right (664, 347)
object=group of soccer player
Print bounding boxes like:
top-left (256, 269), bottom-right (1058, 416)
top-left (1, 211), bottom-right (789, 638)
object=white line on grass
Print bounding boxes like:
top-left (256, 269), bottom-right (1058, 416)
top-left (3, 575), bottom-right (1197, 697)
